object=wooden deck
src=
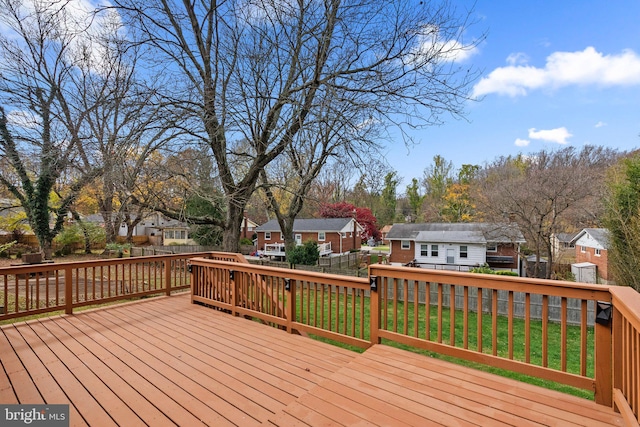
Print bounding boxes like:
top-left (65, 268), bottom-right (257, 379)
top-left (1, 294), bottom-right (624, 426)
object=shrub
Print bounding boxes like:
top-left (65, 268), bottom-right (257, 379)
top-left (470, 264), bottom-right (518, 276)
top-left (287, 240), bottom-right (319, 265)
top-left (105, 243), bottom-right (132, 258)
top-left (54, 223), bottom-right (106, 255)
top-left (240, 237), bottom-right (253, 245)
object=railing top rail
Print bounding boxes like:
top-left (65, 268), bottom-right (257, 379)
top-left (0, 251), bottom-right (243, 275)
top-left (369, 264), bottom-right (612, 300)
top-left (610, 286), bottom-right (640, 329)
top-left (190, 257), bottom-right (369, 289)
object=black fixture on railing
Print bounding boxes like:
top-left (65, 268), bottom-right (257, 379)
top-left (370, 275), bottom-right (377, 292)
top-left (284, 278), bottom-right (291, 291)
top-left (229, 270), bottom-right (235, 281)
top-left (595, 301), bottom-right (612, 326)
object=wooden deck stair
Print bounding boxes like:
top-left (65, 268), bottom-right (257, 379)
top-left (1, 293), bottom-right (624, 426)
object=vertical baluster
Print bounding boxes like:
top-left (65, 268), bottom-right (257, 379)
top-left (477, 288), bottom-right (483, 353)
top-left (463, 286), bottom-right (469, 349)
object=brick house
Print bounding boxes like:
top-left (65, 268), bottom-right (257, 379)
top-left (571, 228), bottom-right (612, 284)
top-left (386, 222), bottom-right (525, 274)
top-left (255, 218), bottom-right (363, 258)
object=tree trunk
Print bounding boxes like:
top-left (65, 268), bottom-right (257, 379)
top-left (40, 239), bottom-right (53, 260)
top-left (222, 204), bottom-right (244, 253)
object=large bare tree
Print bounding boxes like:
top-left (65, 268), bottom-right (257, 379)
top-left (475, 146), bottom-right (620, 278)
top-left (115, 0), bottom-right (483, 252)
top-left (0, 0), bottom-right (113, 257)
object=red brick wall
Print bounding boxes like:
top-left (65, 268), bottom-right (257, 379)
top-left (256, 231), bottom-right (281, 251)
top-left (256, 231), bottom-right (360, 253)
top-left (487, 243), bottom-right (519, 270)
top-left (575, 246), bottom-right (611, 281)
top-left (389, 240), bottom-right (415, 264)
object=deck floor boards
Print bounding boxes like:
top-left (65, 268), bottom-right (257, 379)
top-left (1, 293), bottom-right (624, 426)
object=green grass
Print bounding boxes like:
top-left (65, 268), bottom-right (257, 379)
top-left (290, 289), bottom-right (595, 400)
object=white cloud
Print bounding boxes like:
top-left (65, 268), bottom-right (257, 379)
top-left (528, 127), bottom-right (573, 144)
top-left (0, 0), bottom-right (122, 75)
top-left (472, 47), bottom-right (640, 97)
top-left (506, 52), bottom-right (529, 66)
top-left (6, 110), bottom-right (40, 129)
top-left (408, 25), bottom-right (479, 65)
top-left (514, 138), bottom-right (530, 147)
top-left (595, 121), bottom-right (607, 128)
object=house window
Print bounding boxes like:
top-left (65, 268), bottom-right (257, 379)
top-left (401, 240), bottom-right (410, 250)
top-left (595, 248), bottom-right (601, 256)
top-left (164, 230), bottom-right (173, 239)
top-left (265, 232), bottom-right (271, 240)
top-left (487, 243), bottom-right (497, 252)
top-left (460, 245), bottom-right (468, 258)
top-left (581, 246), bottom-right (586, 253)
top-left (318, 232), bottom-right (326, 241)
top-left (420, 244), bottom-right (428, 257)
top-left (431, 244), bottom-right (438, 257)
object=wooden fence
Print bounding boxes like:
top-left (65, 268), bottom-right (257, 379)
top-left (189, 258), bottom-right (640, 422)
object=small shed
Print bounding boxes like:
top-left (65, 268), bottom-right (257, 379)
top-left (571, 262), bottom-right (597, 284)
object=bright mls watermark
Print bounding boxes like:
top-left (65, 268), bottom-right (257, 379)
top-left (1, 405), bottom-right (69, 426)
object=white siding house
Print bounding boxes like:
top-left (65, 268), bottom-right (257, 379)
top-left (412, 231), bottom-right (486, 267)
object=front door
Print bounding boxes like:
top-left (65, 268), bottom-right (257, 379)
top-left (446, 249), bottom-right (455, 264)
top-left (295, 234), bottom-right (302, 245)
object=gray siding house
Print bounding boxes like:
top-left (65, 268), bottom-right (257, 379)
top-left (387, 222), bottom-right (525, 274)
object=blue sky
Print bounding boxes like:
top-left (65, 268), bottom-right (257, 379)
top-left (385, 1), bottom-right (640, 185)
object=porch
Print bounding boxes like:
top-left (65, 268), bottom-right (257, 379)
top-left (263, 241), bottom-right (332, 258)
top-left (1, 252), bottom-right (638, 426)
top-left (2, 293), bottom-right (624, 426)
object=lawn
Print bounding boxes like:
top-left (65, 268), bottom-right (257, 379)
top-left (294, 288), bottom-right (594, 400)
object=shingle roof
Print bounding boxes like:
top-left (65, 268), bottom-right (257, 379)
top-left (572, 228), bottom-right (610, 249)
top-left (555, 232), bottom-right (578, 243)
top-left (255, 218), bottom-right (354, 233)
top-left (387, 222), bottom-right (525, 243)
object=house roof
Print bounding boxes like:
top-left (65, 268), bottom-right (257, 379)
top-left (571, 228), bottom-right (610, 249)
top-left (255, 218), bottom-right (358, 233)
top-left (380, 225), bottom-right (393, 233)
top-left (387, 222), bottom-right (525, 244)
top-left (415, 230), bottom-right (486, 244)
top-left (554, 232), bottom-right (578, 243)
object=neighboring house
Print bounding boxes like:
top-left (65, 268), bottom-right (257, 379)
top-left (379, 225), bottom-right (392, 244)
top-left (84, 212), bottom-right (196, 245)
top-left (255, 218), bottom-right (363, 258)
top-left (571, 228), bottom-right (612, 284)
top-left (386, 222), bottom-right (525, 273)
top-left (241, 216), bottom-right (259, 240)
top-left (551, 232), bottom-right (577, 259)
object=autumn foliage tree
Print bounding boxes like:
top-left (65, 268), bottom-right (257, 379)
top-left (319, 202), bottom-right (380, 242)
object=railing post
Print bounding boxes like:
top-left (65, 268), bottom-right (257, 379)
top-left (65, 266), bottom-right (73, 315)
top-left (230, 270), bottom-right (238, 317)
top-left (165, 259), bottom-right (172, 296)
top-left (612, 305), bottom-right (623, 410)
top-left (594, 301), bottom-right (613, 407)
top-left (369, 275), bottom-right (380, 345)
top-left (285, 278), bottom-right (296, 333)
top-left (189, 263), bottom-right (195, 304)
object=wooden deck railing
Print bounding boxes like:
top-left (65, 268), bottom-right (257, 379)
top-left (0, 252), bottom-right (245, 321)
top-left (610, 286), bottom-right (640, 425)
top-left (190, 258), bottom-right (640, 422)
